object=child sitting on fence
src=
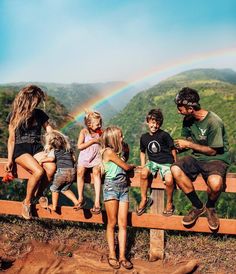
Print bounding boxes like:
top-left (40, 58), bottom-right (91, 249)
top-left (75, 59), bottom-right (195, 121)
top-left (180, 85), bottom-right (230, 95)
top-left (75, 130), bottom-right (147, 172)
top-left (77, 111), bottom-right (103, 214)
top-left (39, 130), bottom-right (78, 211)
top-left (101, 126), bottom-right (135, 270)
top-left (137, 109), bottom-right (176, 216)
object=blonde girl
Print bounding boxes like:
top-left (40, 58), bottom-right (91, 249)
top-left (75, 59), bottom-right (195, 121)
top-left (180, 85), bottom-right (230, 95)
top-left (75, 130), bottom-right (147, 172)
top-left (5, 85), bottom-right (55, 220)
top-left (102, 126), bottom-right (135, 270)
top-left (39, 130), bottom-right (78, 211)
top-left (77, 111), bottom-right (102, 213)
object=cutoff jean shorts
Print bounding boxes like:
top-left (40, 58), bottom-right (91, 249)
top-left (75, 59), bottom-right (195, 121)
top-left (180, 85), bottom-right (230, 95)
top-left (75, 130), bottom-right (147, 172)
top-left (103, 177), bottom-right (129, 203)
top-left (50, 167), bottom-right (76, 193)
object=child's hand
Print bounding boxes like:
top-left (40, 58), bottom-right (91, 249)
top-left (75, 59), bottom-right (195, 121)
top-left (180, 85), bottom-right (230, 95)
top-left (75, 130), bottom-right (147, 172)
top-left (129, 164), bottom-right (136, 170)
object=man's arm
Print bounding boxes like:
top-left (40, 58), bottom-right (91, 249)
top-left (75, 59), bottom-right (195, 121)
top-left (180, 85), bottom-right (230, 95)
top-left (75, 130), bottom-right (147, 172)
top-left (174, 139), bottom-right (217, 156)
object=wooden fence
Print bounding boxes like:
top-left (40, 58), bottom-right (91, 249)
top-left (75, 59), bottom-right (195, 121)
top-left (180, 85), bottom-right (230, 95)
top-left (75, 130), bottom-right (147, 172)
top-left (0, 158), bottom-right (235, 261)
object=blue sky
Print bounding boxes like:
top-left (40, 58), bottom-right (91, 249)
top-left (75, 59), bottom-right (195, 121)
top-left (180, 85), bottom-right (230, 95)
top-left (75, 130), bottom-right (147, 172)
top-left (0, 0), bottom-right (236, 85)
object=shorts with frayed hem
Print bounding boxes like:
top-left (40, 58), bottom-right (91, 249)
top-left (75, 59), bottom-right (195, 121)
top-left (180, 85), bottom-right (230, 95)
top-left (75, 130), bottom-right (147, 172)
top-left (103, 178), bottom-right (129, 203)
top-left (50, 168), bottom-right (76, 193)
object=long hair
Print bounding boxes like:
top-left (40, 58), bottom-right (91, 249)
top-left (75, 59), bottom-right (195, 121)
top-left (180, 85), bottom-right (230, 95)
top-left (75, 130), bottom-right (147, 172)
top-left (10, 85), bottom-right (45, 130)
top-left (84, 110), bottom-right (102, 129)
top-left (44, 130), bottom-right (71, 152)
top-left (101, 126), bottom-right (123, 154)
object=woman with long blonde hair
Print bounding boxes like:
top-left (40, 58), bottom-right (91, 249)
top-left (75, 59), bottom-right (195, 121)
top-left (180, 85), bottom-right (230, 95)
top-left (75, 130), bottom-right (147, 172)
top-left (5, 85), bottom-right (55, 219)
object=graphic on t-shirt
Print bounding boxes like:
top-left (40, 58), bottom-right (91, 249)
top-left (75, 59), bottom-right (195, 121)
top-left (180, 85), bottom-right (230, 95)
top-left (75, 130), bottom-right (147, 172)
top-left (198, 127), bottom-right (207, 140)
top-left (148, 141), bottom-right (161, 154)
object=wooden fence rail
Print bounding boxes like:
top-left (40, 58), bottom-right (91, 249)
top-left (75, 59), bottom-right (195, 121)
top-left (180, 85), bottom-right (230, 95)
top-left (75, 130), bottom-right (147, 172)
top-left (0, 158), bottom-right (236, 260)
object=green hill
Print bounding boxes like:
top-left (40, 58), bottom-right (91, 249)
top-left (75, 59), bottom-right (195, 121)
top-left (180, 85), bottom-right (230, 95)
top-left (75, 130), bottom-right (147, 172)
top-left (0, 82), bottom-right (143, 123)
top-left (109, 68), bottom-right (236, 170)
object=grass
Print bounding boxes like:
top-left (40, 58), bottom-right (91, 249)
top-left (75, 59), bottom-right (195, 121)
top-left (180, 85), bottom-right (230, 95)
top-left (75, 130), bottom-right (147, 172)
top-left (0, 216), bottom-right (236, 273)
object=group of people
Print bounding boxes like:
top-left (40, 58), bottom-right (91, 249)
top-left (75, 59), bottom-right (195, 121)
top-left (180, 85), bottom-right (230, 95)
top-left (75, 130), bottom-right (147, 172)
top-left (4, 85), bottom-right (230, 270)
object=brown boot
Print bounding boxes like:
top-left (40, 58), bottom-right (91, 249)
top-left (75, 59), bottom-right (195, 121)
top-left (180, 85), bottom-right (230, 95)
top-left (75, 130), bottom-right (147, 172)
top-left (182, 206), bottom-right (206, 226)
top-left (206, 207), bottom-right (220, 230)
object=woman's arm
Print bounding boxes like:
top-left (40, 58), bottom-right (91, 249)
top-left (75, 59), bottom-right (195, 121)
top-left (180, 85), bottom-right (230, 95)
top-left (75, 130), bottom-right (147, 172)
top-left (77, 129), bottom-right (100, 150)
top-left (5, 125), bottom-right (15, 171)
top-left (104, 148), bottom-right (135, 171)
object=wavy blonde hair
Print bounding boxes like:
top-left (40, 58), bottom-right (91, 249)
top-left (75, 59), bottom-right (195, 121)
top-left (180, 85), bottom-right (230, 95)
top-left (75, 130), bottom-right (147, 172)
top-left (84, 110), bottom-right (102, 129)
top-left (44, 130), bottom-right (71, 152)
top-left (10, 85), bottom-right (46, 130)
top-left (101, 126), bottom-right (123, 154)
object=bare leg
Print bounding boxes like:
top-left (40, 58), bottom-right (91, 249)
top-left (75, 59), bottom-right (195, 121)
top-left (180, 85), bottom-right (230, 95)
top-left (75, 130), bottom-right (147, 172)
top-left (62, 189), bottom-right (79, 206)
top-left (138, 167), bottom-right (151, 209)
top-left (206, 174), bottom-right (223, 202)
top-left (117, 201), bottom-right (129, 261)
top-left (36, 162), bottom-right (56, 197)
top-left (77, 166), bottom-right (86, 203)
top-left (51, 191), bottom-right (59, 211)
top-left (104, 200), bottom-right (119, 259)
top-left (92, 165), bottom-right (101, 208)
top-left (171, 165), bottom-right (194, 194)
top-left (164, 173), bottom-right (174, 211)
top-left (15, 154), bottom-right (45, 205)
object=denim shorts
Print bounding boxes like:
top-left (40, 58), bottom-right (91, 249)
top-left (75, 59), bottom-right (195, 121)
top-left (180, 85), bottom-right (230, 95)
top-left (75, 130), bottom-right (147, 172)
top-left (50, 168), bottom-right (76, 193)
top-left (103, 178), bottom-right (129, 202)
top-left (146, 161), bottom-right (172, 180)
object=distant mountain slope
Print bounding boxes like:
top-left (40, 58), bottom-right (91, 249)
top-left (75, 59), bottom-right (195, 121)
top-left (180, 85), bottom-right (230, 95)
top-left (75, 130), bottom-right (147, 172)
top-left (0, 82), bottom-right (144, 122)
top-left (109, 68), bottom-right (236, 170)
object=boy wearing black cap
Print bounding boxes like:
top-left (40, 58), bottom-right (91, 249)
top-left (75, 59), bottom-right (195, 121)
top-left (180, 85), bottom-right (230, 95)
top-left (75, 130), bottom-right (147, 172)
top-left (171, 87), bottom-right (230, 230)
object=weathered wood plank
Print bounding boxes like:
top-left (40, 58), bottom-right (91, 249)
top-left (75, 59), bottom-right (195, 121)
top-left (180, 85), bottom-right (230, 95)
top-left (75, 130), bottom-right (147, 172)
top-left (0, 200), bottom-right (235, 235)
top-left (149, 189), bottom-right (165, 260)
top-left (0, 159), bottom-right (235, 192)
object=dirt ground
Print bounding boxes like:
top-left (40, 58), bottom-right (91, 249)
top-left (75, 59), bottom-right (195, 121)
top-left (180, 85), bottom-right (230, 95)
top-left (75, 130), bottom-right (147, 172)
top-left (0, 216), bottom-right (235, 274)
top-left (0, 240), bottom-right (200, 274)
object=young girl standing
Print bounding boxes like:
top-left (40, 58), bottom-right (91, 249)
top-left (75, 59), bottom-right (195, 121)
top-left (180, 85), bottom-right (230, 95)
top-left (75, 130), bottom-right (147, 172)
top-left (39, 130), bottom-right (78, 211)
top-left (77, 111), bottom-right (102, 214)
top-left (101, 126), bottom-right (135, 270)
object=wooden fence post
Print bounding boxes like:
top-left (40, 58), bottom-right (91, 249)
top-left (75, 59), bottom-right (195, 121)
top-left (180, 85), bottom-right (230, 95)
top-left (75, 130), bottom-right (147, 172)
top-left (149, 188), bottom-right (165, 261)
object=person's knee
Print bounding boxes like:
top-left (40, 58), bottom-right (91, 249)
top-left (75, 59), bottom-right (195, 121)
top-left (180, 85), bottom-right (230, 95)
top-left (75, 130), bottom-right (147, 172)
top-left (208, 177), bottom-right (223, 193)
top-left (108, 218), bottom-right (117, 228)
top-left (93, 168), bottom-right (101, 177)
top-left (171, 165), bottom-right (182, 178)
top-left (33, 167), bottom-right (44, 180)
top-left (118, 219), bottom-right (127, 230)
top-left (141, 168), bottom-right (149, 180)
top-left (77, 168), bottom-right (85, 178)
top-left (164, 174), bottom-right (174, 186)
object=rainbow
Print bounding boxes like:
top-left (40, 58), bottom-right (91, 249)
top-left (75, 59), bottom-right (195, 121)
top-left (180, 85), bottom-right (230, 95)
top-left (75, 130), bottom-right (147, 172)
top-left (61, 46), bottom-right (236, 131)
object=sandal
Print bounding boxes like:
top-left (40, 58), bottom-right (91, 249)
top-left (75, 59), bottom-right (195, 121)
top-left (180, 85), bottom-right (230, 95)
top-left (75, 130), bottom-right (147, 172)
top-left (73, 200), bottom-right (86, 211)
top-left (39, 197), bottom-right (49, 209)
top-left (162, 205), bottom-right (175, 217)
top-left (120, 259), bottom-right (133, 270)
top-left (90, 206), bottom-right (101, 215)
top-left (107, 257), bottom-right (120, 269)
top-left (136, 197), bottom-right (153, 216)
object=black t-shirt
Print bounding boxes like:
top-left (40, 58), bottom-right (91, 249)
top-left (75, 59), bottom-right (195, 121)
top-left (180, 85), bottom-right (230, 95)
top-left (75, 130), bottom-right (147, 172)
top-left (140, 129), bottom-right (174, 164)
top-left (6, 108), bottom-right (49, 144)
